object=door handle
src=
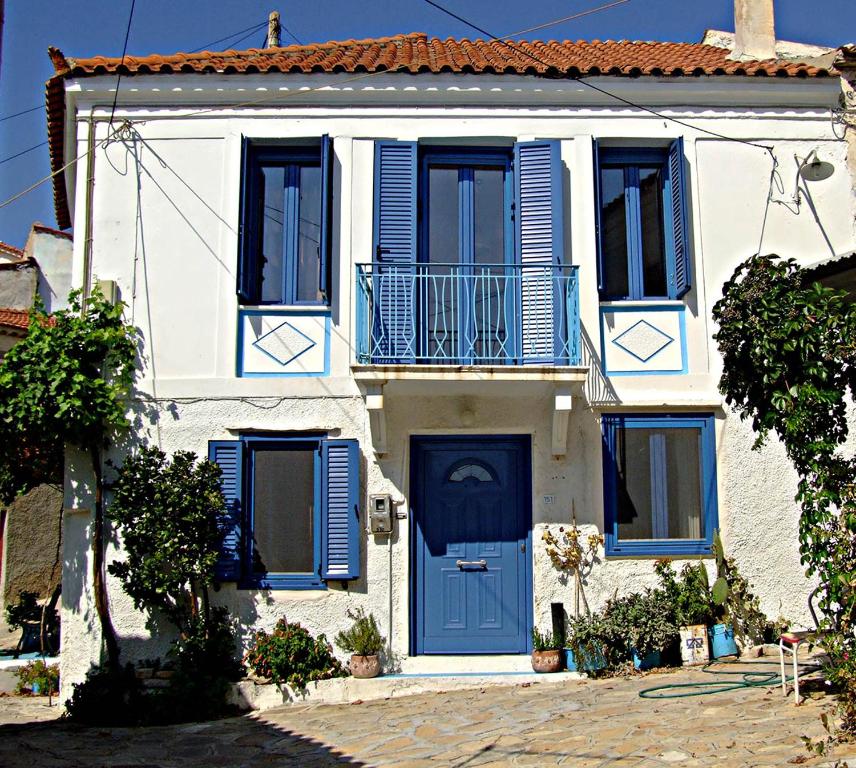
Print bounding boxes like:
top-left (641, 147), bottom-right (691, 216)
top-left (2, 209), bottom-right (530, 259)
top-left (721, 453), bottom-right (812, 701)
top-left (456, 559), bottom-right (487, 569)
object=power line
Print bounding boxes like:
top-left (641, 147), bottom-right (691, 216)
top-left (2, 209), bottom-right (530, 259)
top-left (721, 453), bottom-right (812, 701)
top-left (0, 141), bottom-right (48, 165)
top-left (501, 0), bottom-right (631, 39)
top-left (109, 0), bottom-right (137, 128)
top-left (189, 20), bottom-right (269, 53)
top-left (0, 104), bottom-right (43, 123)
top-left (420, 0), bottom-right (774, 155)
top-left (281, 23), bottom-right (304, 46)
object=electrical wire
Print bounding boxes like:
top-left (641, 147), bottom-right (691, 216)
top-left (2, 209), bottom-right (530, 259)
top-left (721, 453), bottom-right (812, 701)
top-left (0, 104), bottom-right (43, 122)
top-left (0, 141), bottom-right (48, 166)
top-left (108, 0), bottom-right (137, 128)
top-left (501, 0), bottom-right (631, 39)
top-left (281, 23), bottom-right (304, 46)
top-left (189, 20), bottom-right (269, 53)
top-left (420, 0), bottom-right (774, 155)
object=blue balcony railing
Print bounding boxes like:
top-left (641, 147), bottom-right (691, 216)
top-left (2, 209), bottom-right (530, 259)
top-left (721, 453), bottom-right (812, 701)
top-left (355, 263), bottom-right (580, 366)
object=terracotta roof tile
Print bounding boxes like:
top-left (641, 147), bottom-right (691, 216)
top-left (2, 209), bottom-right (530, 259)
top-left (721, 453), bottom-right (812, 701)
top-left (45, 33), bottom-right (839, 235)
top-left (0, 240), bottom-right (24, 259)
top-left (51, 33), bottom-right (836, 79)
top-left (0, 308), bottom-right (30, 331)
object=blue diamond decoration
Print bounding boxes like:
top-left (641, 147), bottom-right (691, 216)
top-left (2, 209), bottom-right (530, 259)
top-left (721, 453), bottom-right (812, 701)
top-left (252, 321), bottom-right (316, 367)
top-left (612, 319), bottom-right (674, 363)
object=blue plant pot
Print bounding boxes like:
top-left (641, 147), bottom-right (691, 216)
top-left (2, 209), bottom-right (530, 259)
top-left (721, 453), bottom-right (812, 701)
top-left (632, 649), bottom-right (661, 671)
top-left (708, 623), bottom-right (738, 658)
top-left (564, 647), bottom-right (606, 673)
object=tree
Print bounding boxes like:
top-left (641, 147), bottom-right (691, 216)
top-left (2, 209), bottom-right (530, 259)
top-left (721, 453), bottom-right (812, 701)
top-left (713, 254), bottom-right (856, 730)
top-left (107, 446), bottom-right (225, 636)
top-left (0, 289), bottom-right (137, 670)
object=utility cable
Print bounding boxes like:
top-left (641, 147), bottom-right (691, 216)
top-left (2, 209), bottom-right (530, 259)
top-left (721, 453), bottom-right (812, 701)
top-left (0, 104), bottom-right (43, 122)
top-left (0, 141), bottom-right (48, 165)
top-left (189, 20), bottom-right (269, 53)
top-left (108, 0), bottom-right (137, 128)
top-left (420, 0), bottom-right (774, 155)
top-left (501, 0), bottom-right (631, 39)
top-left (281, 23), bottom-right (305, 46)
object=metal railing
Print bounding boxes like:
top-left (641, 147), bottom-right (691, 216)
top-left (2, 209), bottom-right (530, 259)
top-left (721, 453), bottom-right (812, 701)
top-left (355, 262), bottom-right (580, 366)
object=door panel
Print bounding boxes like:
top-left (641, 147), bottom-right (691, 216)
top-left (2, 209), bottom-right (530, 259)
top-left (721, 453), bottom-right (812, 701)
top-left (412, 436), bottom-right (531, 654)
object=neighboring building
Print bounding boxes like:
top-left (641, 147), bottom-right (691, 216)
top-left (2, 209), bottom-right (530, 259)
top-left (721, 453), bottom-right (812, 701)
top-left (0, 224), bottom-right (71, 618)
top-left (47, 1), bottom-right (856, 696)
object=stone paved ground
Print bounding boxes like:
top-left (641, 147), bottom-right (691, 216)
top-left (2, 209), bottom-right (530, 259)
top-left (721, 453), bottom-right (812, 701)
top-left (1, 661), bottom-right (855, 767)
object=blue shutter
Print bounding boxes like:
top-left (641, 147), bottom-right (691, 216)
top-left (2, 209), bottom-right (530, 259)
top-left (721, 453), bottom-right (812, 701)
top-left (208, 440), bottom-right (244, 581)
top-left (321, 439), bottom-right (360, 580)
top-left (514, 140), bottom-right (563, 363)
top-left (593, 139), bottom-right (605, 295)
top-left (667, 137), bottom-right (691, 298)
top-left (237, 137), bottom-right (257, 303)
top-left (373, 141), bottom-right (417, 363)
top-left (319, 134), bottom-right (333, 300)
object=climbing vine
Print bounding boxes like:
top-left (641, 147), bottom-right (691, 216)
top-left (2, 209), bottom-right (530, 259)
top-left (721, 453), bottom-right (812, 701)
top-left (713, 254), bottom-right (856, 731)
top-left (0, 288), bottom-right (138, 670)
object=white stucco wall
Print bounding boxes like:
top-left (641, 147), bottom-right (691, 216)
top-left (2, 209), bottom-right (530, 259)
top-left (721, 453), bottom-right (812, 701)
top-left (58, 72), bottom-right (855, 699)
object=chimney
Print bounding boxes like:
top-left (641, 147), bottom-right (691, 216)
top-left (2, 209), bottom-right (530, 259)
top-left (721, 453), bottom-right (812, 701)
top-left (730, 0), bottom-right (777, 60)
top-left (266, 11), bottom-right (281, 48)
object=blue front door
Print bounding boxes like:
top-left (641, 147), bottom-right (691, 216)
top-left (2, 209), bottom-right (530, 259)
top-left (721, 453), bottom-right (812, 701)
top-left (412, 436), bottom-right (531, 654)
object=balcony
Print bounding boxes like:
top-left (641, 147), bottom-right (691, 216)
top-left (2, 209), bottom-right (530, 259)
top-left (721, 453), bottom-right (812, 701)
top-left (355, 262), bottom-right (581, 367)
top-left (353, 263), bottom-right (585, 457)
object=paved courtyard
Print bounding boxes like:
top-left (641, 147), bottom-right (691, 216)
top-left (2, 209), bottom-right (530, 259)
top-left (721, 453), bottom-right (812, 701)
top-left (1, 661), bottom-right (854, 767)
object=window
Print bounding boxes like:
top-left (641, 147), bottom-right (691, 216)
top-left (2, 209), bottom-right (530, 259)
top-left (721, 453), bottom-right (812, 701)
top-left (238, 137), bottom-right (333, 306)
top-left (371, 140), bottom-right (568, 365)
top-left (208, 436), bottom-right (359, 589)
top-left (601, 413), bottom-right (718, 556)
top-left (594, 139), bottom-right (691, 301)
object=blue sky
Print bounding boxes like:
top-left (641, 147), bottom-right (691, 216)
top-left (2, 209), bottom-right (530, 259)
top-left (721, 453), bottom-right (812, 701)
top-left (1, 0), bottom-right (854, 247)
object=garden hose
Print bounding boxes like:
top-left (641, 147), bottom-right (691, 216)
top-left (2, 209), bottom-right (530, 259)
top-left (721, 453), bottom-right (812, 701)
top-left (638, 658), bottom-right (823, 699)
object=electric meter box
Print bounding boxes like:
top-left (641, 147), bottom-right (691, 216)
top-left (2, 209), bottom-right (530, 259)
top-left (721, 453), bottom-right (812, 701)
top-left (369, 494), bottom-right (393, 535)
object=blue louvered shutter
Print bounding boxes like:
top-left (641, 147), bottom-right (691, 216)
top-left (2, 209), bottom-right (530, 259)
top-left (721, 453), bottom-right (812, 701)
top-left (208, 440), bottom-right (244, 581)
top-left (592, 138), bottom-right (605, 296)
top-left (237, 138), bottom-right (258, 304)
top-left (319, 134), bottom-right (334, 301)
top-left (321, 439), bottom-right (360, 580)
top-left (372, 141), bottom-right (417, 363)
top-left (514, 140), bottom-right (564, 363)
top-left (667, 137), bottom-right (691, 299)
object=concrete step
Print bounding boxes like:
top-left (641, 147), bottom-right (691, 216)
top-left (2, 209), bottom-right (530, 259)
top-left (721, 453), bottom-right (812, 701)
top-left (397, 654), bottom-right (535, 675)
top-left (230, 669), bottom-right (581, 713)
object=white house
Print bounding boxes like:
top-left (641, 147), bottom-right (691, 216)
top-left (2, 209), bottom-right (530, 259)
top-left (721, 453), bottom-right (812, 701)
top-left (47, 2), bottom-right (856, 696)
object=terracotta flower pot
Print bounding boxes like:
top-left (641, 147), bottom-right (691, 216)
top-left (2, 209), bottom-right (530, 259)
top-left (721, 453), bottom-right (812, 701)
top-left (531, 649), bottom-right (562, 673)
top-left (350, 654), bottom-right (381, 679)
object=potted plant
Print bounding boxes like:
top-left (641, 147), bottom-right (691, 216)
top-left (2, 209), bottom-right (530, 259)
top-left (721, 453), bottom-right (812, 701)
top-left (655, 559), bottom-right (713, 666)
top-left (604, 590), bottom-right (677, 671)
top-left (710, 531), bottom-right (767, 657)
top-left (531, 628), bottom-right (563, 673)
top-left (334, 608), bottom-right (385, 679)
top-left (565, 612), bottom-right (608, 673)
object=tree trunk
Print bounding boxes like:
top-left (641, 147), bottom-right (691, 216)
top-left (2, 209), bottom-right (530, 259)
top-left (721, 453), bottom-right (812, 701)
top-left (90, 443), bottom-right (119, 670)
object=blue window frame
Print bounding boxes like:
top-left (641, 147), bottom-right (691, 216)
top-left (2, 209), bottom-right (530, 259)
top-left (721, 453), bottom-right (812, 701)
top-left (601, 413), bottom-right (718, 557)
top-left (208, 435), bottom-right (361, 590)
top-left (594, 139), bottom-right (691, 301)
top-left (238, 137), bottom-right (333, 306)
top-left (418, 147), bottom-right (514, 363)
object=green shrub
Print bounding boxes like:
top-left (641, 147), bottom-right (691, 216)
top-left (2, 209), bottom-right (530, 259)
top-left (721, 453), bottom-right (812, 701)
top-left (531, 627), bottom-right (562, 651)
top-left (603, 589), bottom-right (678, 660)
top-left (64, 664), bottom-right (147, 726)
top-left (334, 608), bottom-right (385, 657)
top-left (566, 612), bottom-right (609, 663)
top-left (15, 659), bottom-right (59, 695)
top-left (245, 619), bottom-right (347, 690)
top-left (654, 559), bottom-right (715, 627)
